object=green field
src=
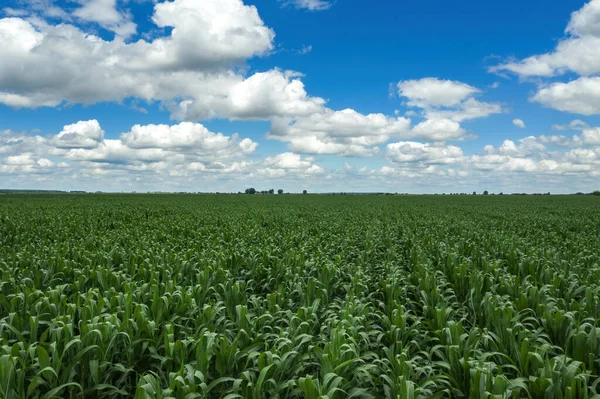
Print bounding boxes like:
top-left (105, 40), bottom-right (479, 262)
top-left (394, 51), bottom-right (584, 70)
top-left (0, 194), bottom-right (599, 398)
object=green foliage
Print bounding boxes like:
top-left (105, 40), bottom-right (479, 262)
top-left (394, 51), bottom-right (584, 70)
top-left (0, 194), bottom-right (599, 398)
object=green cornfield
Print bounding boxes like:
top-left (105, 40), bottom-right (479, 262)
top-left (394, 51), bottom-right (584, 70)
top-left (0, 194), bottom-right (599, 399)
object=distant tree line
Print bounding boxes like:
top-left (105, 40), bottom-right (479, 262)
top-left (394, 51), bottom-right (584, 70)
top-left (244, 188), bottom-right (306, 195)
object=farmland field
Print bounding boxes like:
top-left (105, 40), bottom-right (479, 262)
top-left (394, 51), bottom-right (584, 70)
top-left (0, 194), bottom-right (599, 398)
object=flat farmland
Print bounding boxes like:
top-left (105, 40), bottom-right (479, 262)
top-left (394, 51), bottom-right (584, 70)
top-left (0, 194), bottom-right (599, 398)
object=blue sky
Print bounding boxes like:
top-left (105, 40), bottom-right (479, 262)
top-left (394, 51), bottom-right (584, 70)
top-left (1, 0), bottom-right (600, 193)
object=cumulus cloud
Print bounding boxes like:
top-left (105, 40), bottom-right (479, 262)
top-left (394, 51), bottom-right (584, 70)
top-left (282, 0), bottom-right (333, 11)
top-left (532, 77), bottom-right (600, 115)
top-left (1, 120), bottom-right (258, 169)
top-left (512, 119), bottom-right (526, 128)
top-left (493, 0), bottom-right (600, 78)
top-left (2, 121), bottom-right (600, 193)
top-left (552, 120), bottom-right (588, 131)
top-left (171, 70), bottom-right (326, 121)
top-left (0, 120), bottom-right (331, 189)
top-left (397, 78), bottom-right (502, 122)
top-left (0, 0), bottom-right (283, 119)
top-left (266, 102), bottom-right (477, 157)
top-left (260, 152), bottom-right (325, 176)
top-left (566, 0), bottom-right (600, 37)
top-left (52, 120), bottom-right (105, 149)
top-left (386, 141), bottom-right (464, 164)
top-left (493, 1), bottom-right (600, 115)
top-left (268, 108), bottom-right (412, 156)
top-left (120, 122), bottom-right (258, 155)
top-left (3, 0), bottom-right (70, 20)
top-left (398, 78), bottom-right (479, 108)
top-left (411, 119), bottom-right (467, 141)
top-left (72, 0), bottom-right (137, 38)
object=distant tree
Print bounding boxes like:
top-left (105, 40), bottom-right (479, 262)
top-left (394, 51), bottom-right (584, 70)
top-left (245, 188), bottom-right (256, 194)
top-left (499, 192), bottom-right (503, 196)
top-left (303, 190), bottom-right (308, 195)
top-left (268, 189), bottom-right (274, 195)
top-left (483, 190), bottom-right (489, 195)
top-left (593, 191), bottom-right (600, 196)
top-left (473, 191), bottom-right (477, 195)
top-left (278, 189), bottom-right (284, 195)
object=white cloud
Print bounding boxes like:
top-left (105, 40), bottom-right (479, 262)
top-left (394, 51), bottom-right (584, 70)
top-left (2, 123), bottom-right (600, 193)
top-left (37, 158), bottom-right (53, 167)
top-left (532, 77), bottom-right (600, 115)
top-left (5, 153), bottom-right (36, 166)
top-left (265, 152), bottom-right (314, 169)
top-left (268, 108), bottom-right (412, 156)
top-left (0, 0), bottom-right (280, 118)
top-left (483, 138), bottom-right (546, 157)
top-left (149, 0), bottom-right (275, 67)
top-left (397, 78), bottom-right (479, 108)
top-left (1, 120), bottom-right (258, 173)
top-left (283, 0), bottom-right (332, 11)
top-left (493, 2), bottom-right (600, 116)
top-left (566, 0), bottom-right (600, 37)
top-left (72, 0), bottom-right (137, 38)
top-left (411, 118), bottom-right (467, 140)
top-left (386, 141), bottom-right (464, 164)
top-left (0, 120), bottom-right (330, 189)
top-left (52, 120), bottom-right (105, 149)
top-left (259, 153), bottom-right (325, 177)
top-left (3, 0), bottom-right (69, 20)
top-left (120, 122), bottom-right (258, 155)
top-left (512, 118), bottom-right (526, 128)
top-left (580, 128), bottom-right (600, 145)
top-left (552, 119), bottom-right (588, 131)
top-left (424, 98), bottom-right (503, 122)
top-left (297, 45), bottom-right (313, 55)
top-left (171, 70), bottom-right (326, 120)
top-left (493, 0), bottom-right (600, 78)
top-left (397, 78), bottom-right (502, 122)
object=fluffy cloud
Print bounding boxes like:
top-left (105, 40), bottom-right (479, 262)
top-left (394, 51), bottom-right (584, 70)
top-left (566, 0), bottom-right (600, 37)
top-left (282, 0), bottom-right (332, 11)
top-left (493, 0), bottom-right (600, 77)
top-left (120, 122), bottom-right (258, 155)
top-left (267, 104), bottom-right (476, 157)
top-left (66, 121), bottom-right (257, 164)
top-left (72, 0), bottom-right (137, 38)
top-left (3, 122), bottom-right (600, 193)
top-left (397, 78), bottom-right (479, 107)
top-left (386, 141), bottom-right (464, 164)
top-left (52, 120), bottom-right (105, 149)
top-left (512, 119), bottom-right (526, 128)
top-left (171, 70), bottom-right (326, 120)
top-left (482, 138), bottom-right (546, 157)
top-left (260, 152), bottom-right (325, 176)
top-left (532, 77), bottom-right (600, 115)
top-left (0, 120), bottom-right (330, 189)
top-left (0, 0), bottom-right (286, 119)
top-left (268, 109), bottom-right (412, 156)
top-left (3, 0), bottom-right (70, 20)
top-left (552, 120), bottom-right (588, 131)
top-left (411, 119), bottom-right (467, 140)
top-left (493, 1), bottom-right (600, 116)
top-left (1, 120), bottom-right (258, 168)
top-left (397, 78), bottom-right (502, 122)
